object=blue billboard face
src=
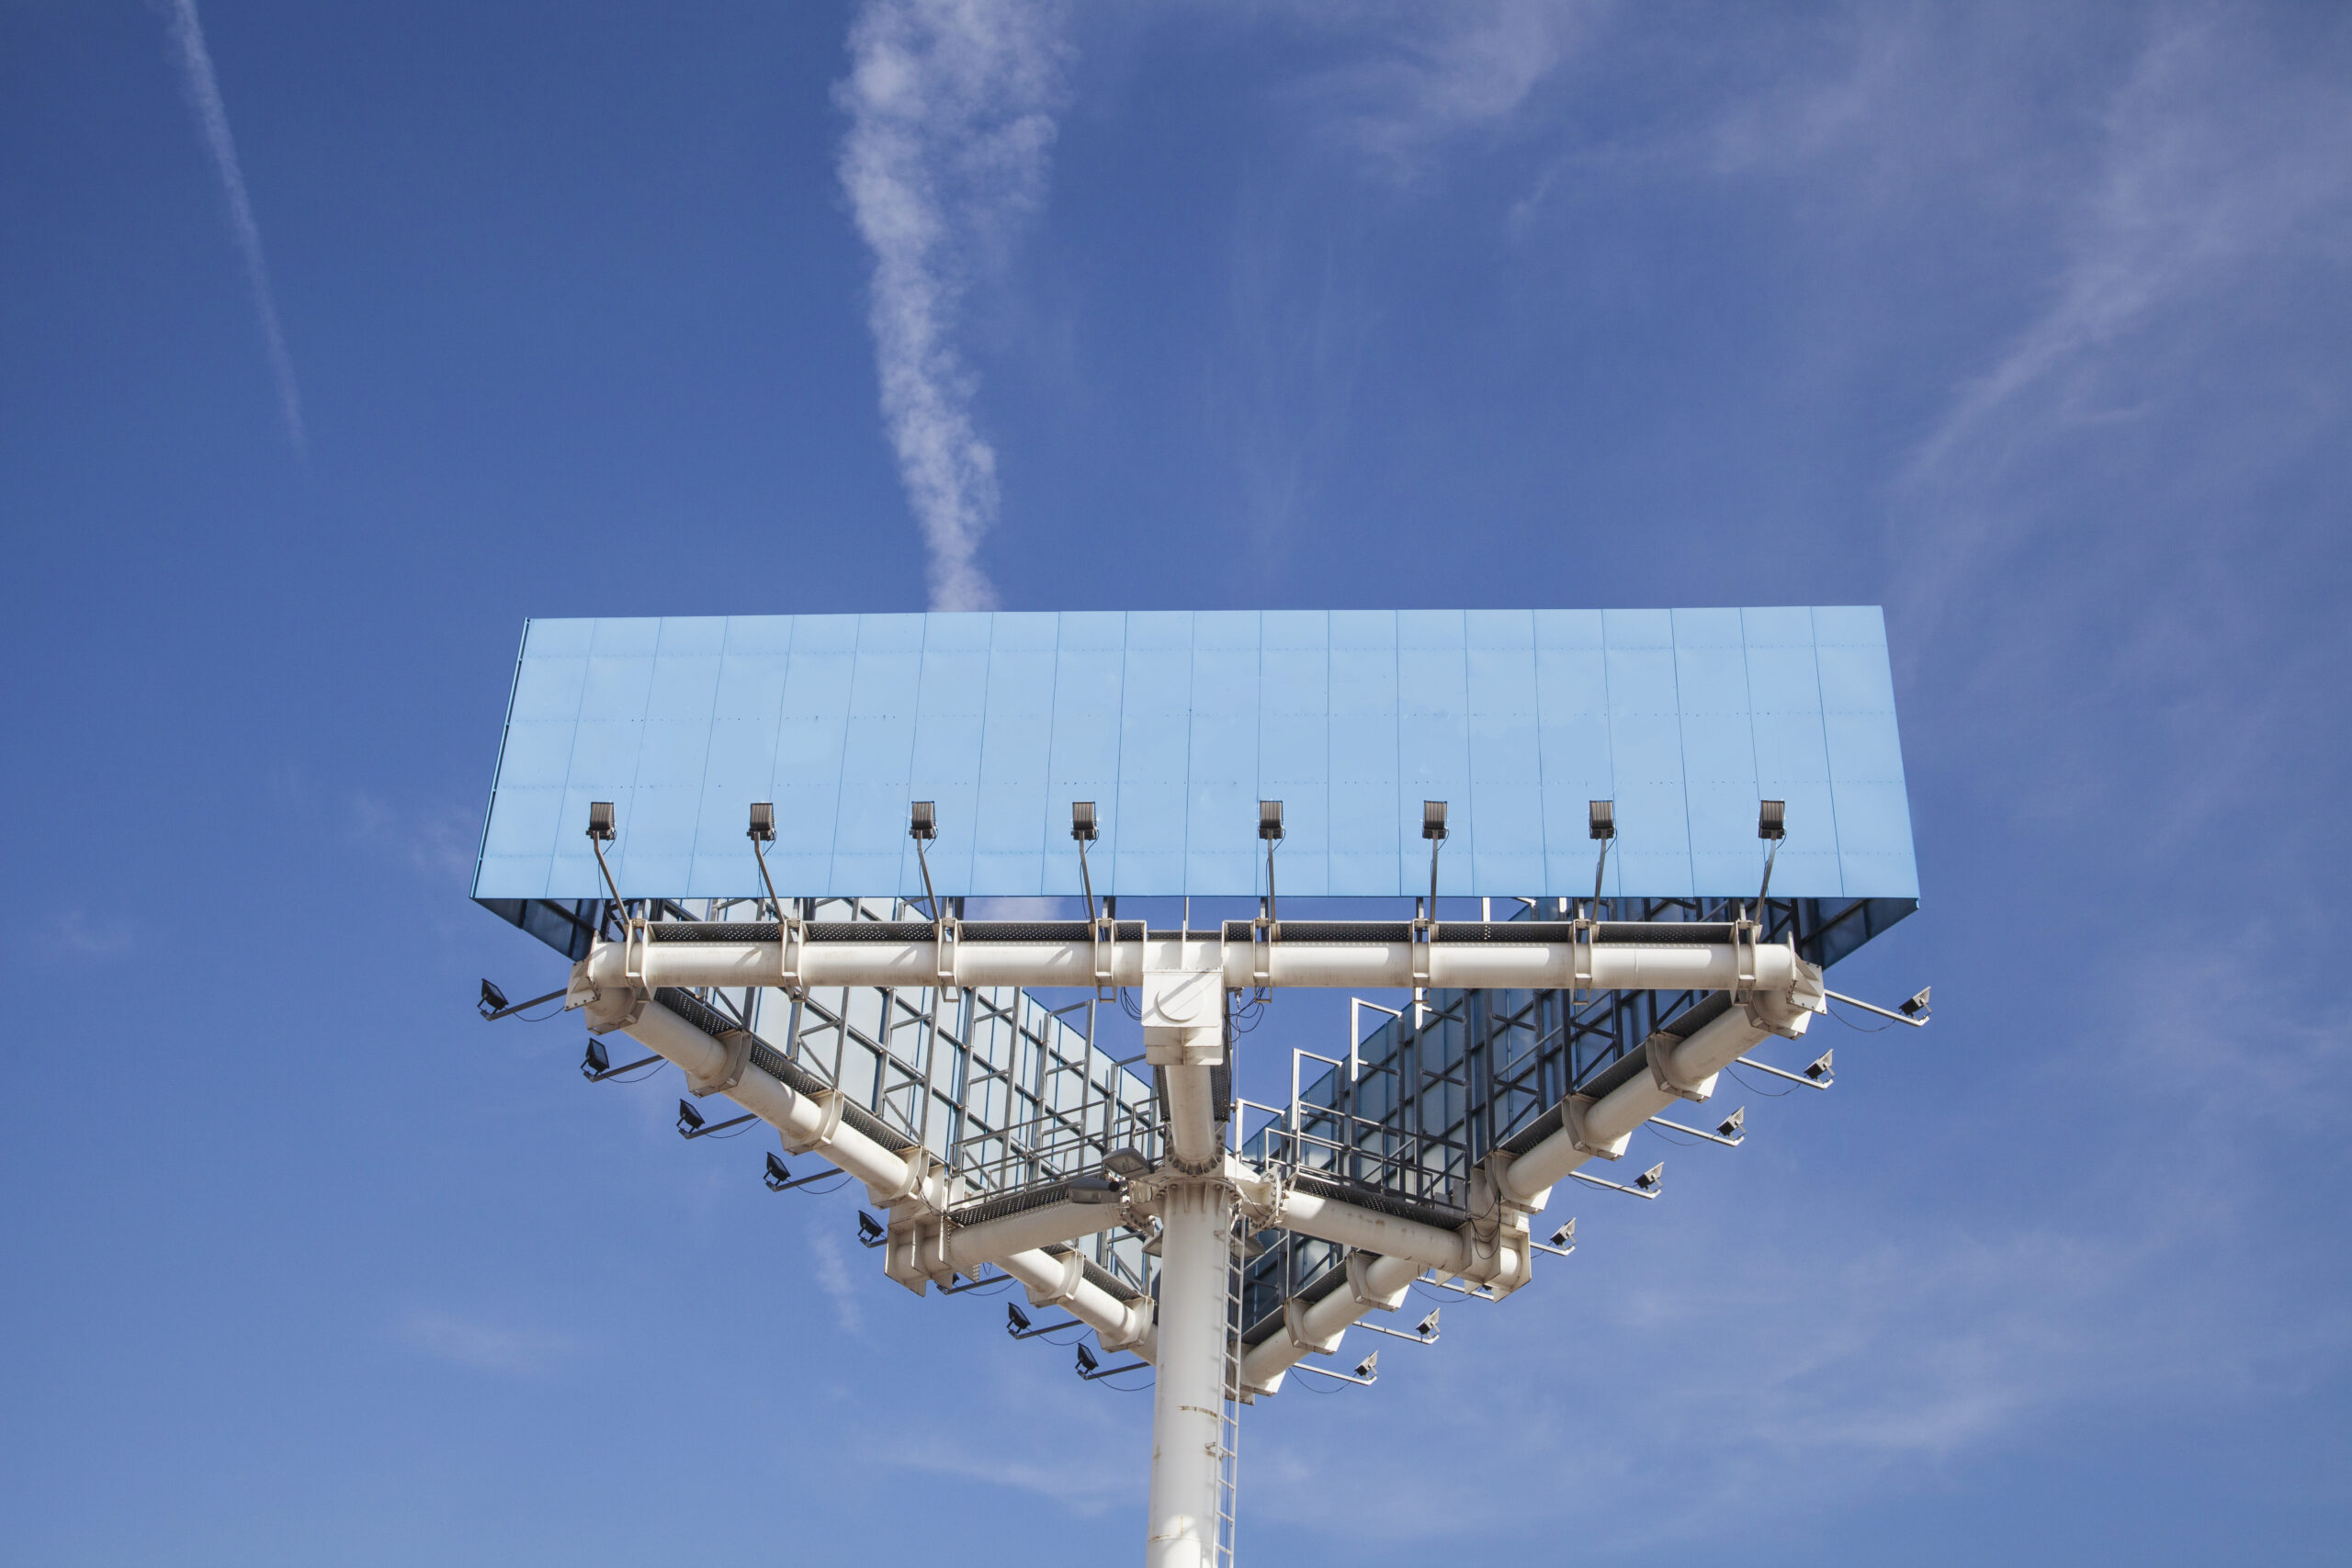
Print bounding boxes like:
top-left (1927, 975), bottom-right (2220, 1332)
top-left (473, 607), bottom-right (1916, 904)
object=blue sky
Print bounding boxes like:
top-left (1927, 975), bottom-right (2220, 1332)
top-left (3, 2), bottom-right (2347, 1563)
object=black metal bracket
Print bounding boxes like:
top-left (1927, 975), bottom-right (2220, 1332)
top-left (676, 1100), bottom-right (757, 1140)
top-left (480, 981), bottom-right (567, 1021)
top-left (763, 1152), bottom-right (842, 1193)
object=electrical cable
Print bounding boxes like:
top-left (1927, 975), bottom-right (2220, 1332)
top-left (1725, 1063), bottom-right (1796, 1098)
top-left (1092, 1371), bottom-right (1154, 1393)
top-left (781, 1176), bottom-right (853, 1197)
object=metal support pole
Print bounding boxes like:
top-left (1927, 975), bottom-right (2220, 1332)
top-left (1147, 1179), bottom-right (1237, 1568)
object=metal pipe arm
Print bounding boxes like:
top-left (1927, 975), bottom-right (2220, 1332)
top-left (580, 930), bottom-right (1804, 998)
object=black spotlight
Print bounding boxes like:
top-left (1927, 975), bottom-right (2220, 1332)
top-left (675, 1099), bottom-right (706, 1135)
top-left (1007, 1303), bottom-right (1033, 1337)
top-left (582, 1038), bottom-right (611, 1079)
top-left (856, 1212), bottom-right (886, 1247)
top-left (479, 978), bottom-right (511, 1019)
top-left (764, 1152), bottom-right (793, 1191)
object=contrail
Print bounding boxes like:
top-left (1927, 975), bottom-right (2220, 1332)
top-left (160, 0), bottom-right (303, 453)
top-left (837, 0), bottom-right (1070, 612)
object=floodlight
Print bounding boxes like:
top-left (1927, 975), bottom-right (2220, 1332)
top-left (1006, 1303), bottom-right (1032, 1337)
top-left (1804, 1050), bottom-right (1834, 1082)
top-left (1259, 799), bottom-right (1284, 841)
top-left (479, 978), bottom-right (510, 1018)
top-left (1758, 799), bottom-right (1786, 840)
top-left (1076, 1344), bottom-right (1101, 1376)
top-left (1900, 987), bottom-right (1931, 1019)
top-left (676, 1099), bottom-right (706, 1135)
top-left (1102, 1147), bottom-right (1150, 1178)
top-left (748, 801), bottom-right (775, 842)
top-left (1589, 800), bottom-right (1615, 908)
top-left (1415, 1310), bottom-right (1441, 1340)
top-left (1071, 800), bottom-right (1098, 841)
top-left (585, 802), bottom-right (627, 908)
top-left (857, 1211), bottom-right (885, 1247)
top-left (909, 800), bottom-right (936, 840)
top-left (1549, 1219), bottom-right (1576, 1249)
top-left (1067, 1173), bottom-right (1122, 1205)
top-left (1352, 1351), bottom-right (1379, 1381)
top-left (764, 1152), bottom-right (793, 1191)
top-left (582, 1039), bottom-right (610, 1078)
top-left (1635, 1163), bottom-right (1664, 1191)
top-left (1716, 1106), bottom-right (1746, 1139)
top-left (1422, 800), bottom-right (1448, 840)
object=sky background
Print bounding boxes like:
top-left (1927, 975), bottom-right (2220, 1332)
top-left (3, 2), bottom-right (2348, 1563)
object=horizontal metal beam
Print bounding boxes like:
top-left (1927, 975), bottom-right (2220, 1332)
top-left (581, 925), bottom-right (1803, 997)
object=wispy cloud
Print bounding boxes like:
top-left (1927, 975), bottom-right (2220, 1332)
top-left (836, 0), bottom-right (1073, 611)
top-left (1286, 0), bottom-right (1600, 176)
top-left (160, 0), bottom-right (303, 453)
top-left (350, 791), bottom-right (480, 886)
top-left (1906, 10), bottom-right (2352, 500)
top-left (810, 1229), bottom-right (864, 1335)
top-left (885, 1430), bottom-right (1136, 1515)
top-left (399, 1311), bottom-right (581, 1378)
top-left (39, 908), bottom-right (137, 959)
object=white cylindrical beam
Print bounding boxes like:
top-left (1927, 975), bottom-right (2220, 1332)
top-left (1164, 1064), bottom-right (1224, 1171)
top-left (607, 999), bottom-right (947, 1210)
top-left (1271, 1190), bottom-right (1467, 1275)
top-left (583, 933), bottom-right (1800, 998)
top-left (944, 1201), bottom-right (1122, 1271)
top-left (1147, 1181), bottom-right (1236, 1568)
top-left (992, 1247), bottom-right (1154, 1355)
top-left (1240, 1004), bottom-right (1813, 1393)
top-left (1238, 1251), bottom-right (1418, 1394)
top-left (613, 1001), bottom-right (1153, 1352)
top-left (1496, 1006), bottom-right (1780, 1206)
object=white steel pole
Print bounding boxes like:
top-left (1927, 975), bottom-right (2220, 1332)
top-left (1147, 1179), bottom-right (1236, 1568)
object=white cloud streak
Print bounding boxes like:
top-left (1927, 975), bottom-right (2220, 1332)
top-left (399, 1311), bottom-right (581, 1378)
top-left (810, 1229), bottom-right (863, 1335)
top-left (1289, 0), bottom-right (1602, 175)
top-left (161, 0), bottom-right (304, 453)
top-left (1906, 9), bottom-right (2352, 501)
top-left (836, 0), bottom-right (1072, 611)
